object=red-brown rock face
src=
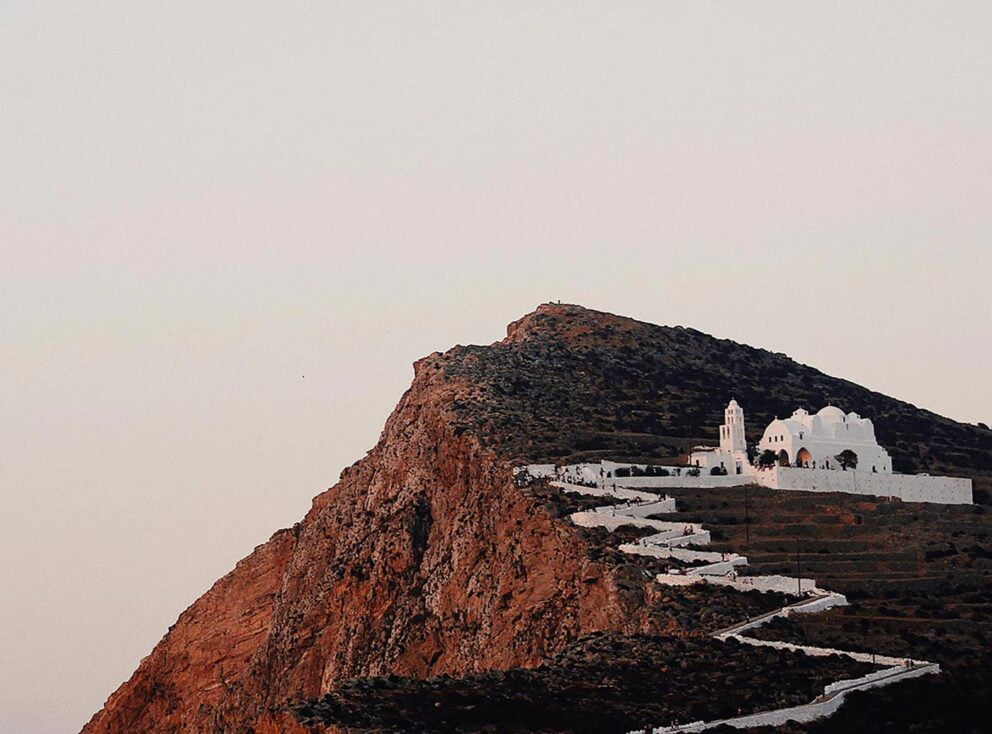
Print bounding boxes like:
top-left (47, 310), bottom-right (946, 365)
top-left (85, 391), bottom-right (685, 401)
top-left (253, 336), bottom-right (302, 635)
top-left (82, 347), bottom-right (649, 734)
top-left (85, 303), bottom-right (991, 732)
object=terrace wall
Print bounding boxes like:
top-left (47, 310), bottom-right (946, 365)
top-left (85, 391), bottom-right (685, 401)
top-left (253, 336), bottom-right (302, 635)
top-left (760, 467), bottom-right (972, 505)
top-left (527, 461), bottom-right (973, 505)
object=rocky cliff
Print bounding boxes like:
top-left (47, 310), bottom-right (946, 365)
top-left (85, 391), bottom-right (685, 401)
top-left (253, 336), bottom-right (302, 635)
top-left (82, 312), bottom-right (655, 733)
top-left (82, 304), bottom-right (992, 733)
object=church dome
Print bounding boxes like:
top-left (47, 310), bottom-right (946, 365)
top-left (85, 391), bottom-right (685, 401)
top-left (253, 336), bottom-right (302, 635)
top-left (816, 405), bottom-right (846, 423)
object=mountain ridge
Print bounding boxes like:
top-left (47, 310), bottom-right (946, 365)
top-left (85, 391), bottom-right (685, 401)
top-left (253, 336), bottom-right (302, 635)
top-left (447, 303), bottom-right (990, 477)
top-left (82, 303), bottom-right (992, 733)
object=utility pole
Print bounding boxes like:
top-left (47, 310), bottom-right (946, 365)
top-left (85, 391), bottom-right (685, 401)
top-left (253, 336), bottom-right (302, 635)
top-left (796, 537), bottom-right (802, 595)
top-left (744, 484), bottom-right (750, 545)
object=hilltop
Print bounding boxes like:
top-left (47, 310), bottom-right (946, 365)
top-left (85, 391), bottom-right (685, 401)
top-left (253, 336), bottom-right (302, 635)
top-left (441, 303), bottom-right (991, 478)
top-left (82, 304), bottom-right (992, 733)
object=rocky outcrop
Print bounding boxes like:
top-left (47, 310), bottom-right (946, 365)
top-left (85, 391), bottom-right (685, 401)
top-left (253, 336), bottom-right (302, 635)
top-left (82, 344), bottom-right (655, 733)
top-left (80, 525), bottom-right (297, 732)
top-left (83, 304), bottom-right (992, 733)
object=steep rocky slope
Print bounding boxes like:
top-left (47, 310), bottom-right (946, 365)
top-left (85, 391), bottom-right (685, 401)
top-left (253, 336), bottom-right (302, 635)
top-left (83, 320), bottom-right (654, 734)
top-left (83, 304), bottom-right (992, 733)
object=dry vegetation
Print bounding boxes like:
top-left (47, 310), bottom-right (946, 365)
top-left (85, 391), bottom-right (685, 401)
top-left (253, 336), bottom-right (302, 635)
top-left (661, 484), bottom-right (992, 733)
top-left (293, 633), bottom-right (873, 734)
top-left (296, 304), bottom-right (992, 732)
top-left (440, 304), bottom-right (992, 481)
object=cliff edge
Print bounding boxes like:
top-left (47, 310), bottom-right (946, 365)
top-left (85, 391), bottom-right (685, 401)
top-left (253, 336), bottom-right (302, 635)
top-left (82, 304), bottom-right (992, 733)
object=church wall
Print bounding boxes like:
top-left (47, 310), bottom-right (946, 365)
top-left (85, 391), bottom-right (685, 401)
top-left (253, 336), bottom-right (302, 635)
top-left (786, 441), bottom-right (892, 473)
top-left (759, 467), bottom-right (972, 505)
top-left (522, 459), bottom-right (972, 505)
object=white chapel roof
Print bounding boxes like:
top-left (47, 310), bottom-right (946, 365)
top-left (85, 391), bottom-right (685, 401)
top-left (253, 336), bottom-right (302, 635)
top-left (768, 417), bottom-right (809, 437)
top-left (816, 405), bottom-right (847, 423)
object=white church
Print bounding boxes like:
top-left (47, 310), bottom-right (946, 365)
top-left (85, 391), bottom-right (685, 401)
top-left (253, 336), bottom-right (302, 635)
top-left (688, 399), bottom-right (751, 475)
top-left (687, 400), bottom-right (971, 504)
top-left (691, 400), bottom-right (892, 474)
top-left (689, 400), bottom-right (892, 474)
top-left (758, 406), bottom-right (893, 473)
top-left (520, 400), bottom-right (972, 505)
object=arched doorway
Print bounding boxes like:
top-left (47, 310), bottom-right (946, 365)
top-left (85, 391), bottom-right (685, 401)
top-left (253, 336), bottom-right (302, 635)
top-left (778, 449), bottom-right (790, 467)
top-left (796, 448), bottom-right (813, 467)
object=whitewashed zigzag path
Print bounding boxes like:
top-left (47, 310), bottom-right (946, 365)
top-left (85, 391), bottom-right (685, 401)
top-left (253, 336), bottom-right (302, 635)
top-left (552, 480), bottom-right (939, 733)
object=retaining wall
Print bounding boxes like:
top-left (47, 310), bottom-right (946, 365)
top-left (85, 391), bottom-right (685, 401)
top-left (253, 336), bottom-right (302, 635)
top-left (590, 500), bottom-right (678, 517)
top-left (550, 480), bottom-right (662, 503)
top-left (693, 558), bottom-right (748, 576)
top-left (759, 467), bottom-right (972, 505)
top-left (619, 545), bottom-right (737, 565)
top-left (530, 463), bottom-right (749, 489)
top-left (654, 573), bottom-right (703, 587)
top-left (569, 513), bottom-right (661, 532)
top-left (706, 573), bottom-right (822, 596)
top-left (784, 594), bottom-right (848, 616)
top-left (603, 474), bottom-right (751, 489)
top-left (530, 461), bottom-right (973, 505)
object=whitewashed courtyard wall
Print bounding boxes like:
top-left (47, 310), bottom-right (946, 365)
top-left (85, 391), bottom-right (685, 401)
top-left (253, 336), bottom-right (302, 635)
top-left (522, 461), bottom-right (972, 505)
top-left (761, 467), bottom-right (972, 505)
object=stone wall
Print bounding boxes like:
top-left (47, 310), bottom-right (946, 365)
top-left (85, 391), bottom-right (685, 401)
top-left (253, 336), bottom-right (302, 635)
top-left (604, 474), bottom-right (751, 489)
top-left (706, 574), bottom-right (822, 596)
top-left (589, 500), bottom-right (678, 517)
top-left (530, 462), bottom-right (973, 504)
top-left (525, 463), bottom-right (749, 489)
top-left (760, 467), bottom-right (972, 505)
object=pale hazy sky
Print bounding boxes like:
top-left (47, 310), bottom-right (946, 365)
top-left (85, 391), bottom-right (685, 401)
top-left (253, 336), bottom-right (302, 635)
top-left (2, 3), bottom-right (991, 732)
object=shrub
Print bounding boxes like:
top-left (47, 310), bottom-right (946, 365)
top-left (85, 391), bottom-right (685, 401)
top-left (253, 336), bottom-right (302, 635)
top-left (758, 449), bottom-right (777, 469)
top-left (835, 449), bottom-right (859, 470)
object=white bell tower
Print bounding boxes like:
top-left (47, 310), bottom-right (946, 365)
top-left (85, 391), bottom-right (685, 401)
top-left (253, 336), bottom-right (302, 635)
top-left (720, 399), bottom-right (746, 453)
